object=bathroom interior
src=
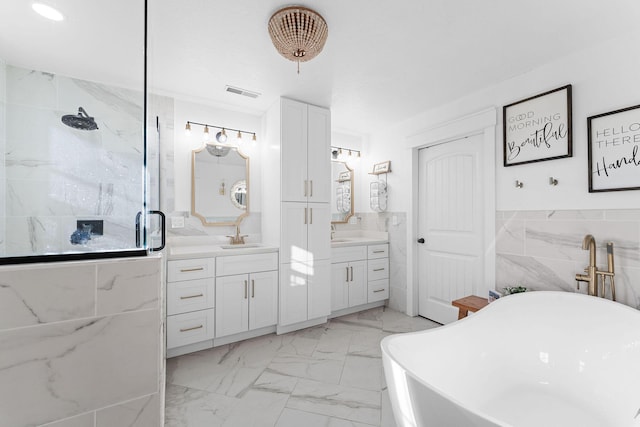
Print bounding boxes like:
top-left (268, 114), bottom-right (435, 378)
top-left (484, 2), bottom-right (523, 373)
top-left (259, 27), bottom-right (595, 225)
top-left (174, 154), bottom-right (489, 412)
top-left (1, 1), bottom-right (640, 426)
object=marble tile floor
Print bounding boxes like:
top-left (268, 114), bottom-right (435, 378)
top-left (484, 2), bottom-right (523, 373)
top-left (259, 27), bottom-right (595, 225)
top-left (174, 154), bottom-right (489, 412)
top-left (165, 306), bottom-right (440, 427)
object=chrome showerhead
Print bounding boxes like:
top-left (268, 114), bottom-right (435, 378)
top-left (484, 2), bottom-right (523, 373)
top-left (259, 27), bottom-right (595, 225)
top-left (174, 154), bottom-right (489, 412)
top-left (61, 107), bottom-right (98, 130)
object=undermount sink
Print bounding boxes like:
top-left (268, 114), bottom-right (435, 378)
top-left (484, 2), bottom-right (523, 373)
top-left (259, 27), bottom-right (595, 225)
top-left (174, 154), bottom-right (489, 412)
top-left (220, 243), bottom-right (262, 249)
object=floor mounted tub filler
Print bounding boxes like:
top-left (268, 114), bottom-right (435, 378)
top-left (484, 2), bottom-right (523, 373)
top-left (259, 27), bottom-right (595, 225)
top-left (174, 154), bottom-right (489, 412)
top-left (381, 291), bottom-right (640, 427)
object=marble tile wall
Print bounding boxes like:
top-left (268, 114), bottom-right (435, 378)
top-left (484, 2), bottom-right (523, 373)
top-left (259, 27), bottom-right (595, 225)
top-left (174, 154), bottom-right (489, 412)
top-left (334, 212), bottom-right (408, 313)
top-left (0, 256), bottom-right (163, 427)
top-left (3, 64), bottom-right (145, 256)
top-left (496, 209), bottom-right (640, 308)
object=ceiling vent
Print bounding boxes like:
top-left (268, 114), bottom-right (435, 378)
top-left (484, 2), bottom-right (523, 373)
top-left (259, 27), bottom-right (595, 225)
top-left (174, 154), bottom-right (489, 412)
top-left (225, 85), bottom-right (260, 99)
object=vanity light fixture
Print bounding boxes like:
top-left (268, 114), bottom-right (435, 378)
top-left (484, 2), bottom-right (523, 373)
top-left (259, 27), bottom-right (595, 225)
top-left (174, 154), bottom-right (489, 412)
top-left (185, 122), bottom-right (192, 135)
top-left (185, 121), bottom-right (257, 146)
top-left (331, 146), bottom-right (361, 163)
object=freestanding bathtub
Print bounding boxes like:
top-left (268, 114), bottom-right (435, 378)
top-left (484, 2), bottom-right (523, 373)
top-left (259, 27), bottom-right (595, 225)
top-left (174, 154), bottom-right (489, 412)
top-left (381, 291), bottom-right (640, 427)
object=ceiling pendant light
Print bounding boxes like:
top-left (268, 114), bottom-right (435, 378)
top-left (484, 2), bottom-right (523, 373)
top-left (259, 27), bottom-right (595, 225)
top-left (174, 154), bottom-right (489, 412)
top-left (268, 5), bottom-right (328, 74)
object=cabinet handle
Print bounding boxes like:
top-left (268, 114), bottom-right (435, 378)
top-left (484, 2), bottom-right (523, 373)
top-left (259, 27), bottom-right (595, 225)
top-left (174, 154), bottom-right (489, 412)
top-left (310, 180), bottom-right (313, 197)
top-left (180, 267), bottom-right (204, 272)
top-left (373, 268), bottom-right (385, 272)
top-left (350, 266), bottom-right (353, 282)
top-left (244, 280), bottom-right (248, 299)
top-left (372, 250), bottom-right (385, 254)
top-left (304, 180), bottom-right (308, 197)
top-left (252, 279), bottom-right (255, 298)
top-left (373, 288), bottom-right (386, 293)
top-left (304, 207), bottom-right (308, 225)
top-left (180, 325), bottom-right (203, 332)
top-left (345, 266), bottom-right (349, 283)
top-left (310, 208), bottom-right (313, 224)
top-left (180, 293), bottom-right (204, 300)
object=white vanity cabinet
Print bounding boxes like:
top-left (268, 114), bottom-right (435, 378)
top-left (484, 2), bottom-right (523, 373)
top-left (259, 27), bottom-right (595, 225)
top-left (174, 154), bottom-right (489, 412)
top-left (166, 258), bottom-right (216, 350)
top-left (367, 244), bottom-right (390, 302)
top-left (330, 243), bottom-right (390, 315)
top-left (215, 253), bottom-right (278, 338)
top-left (331, 245), bottom-right (368, 311)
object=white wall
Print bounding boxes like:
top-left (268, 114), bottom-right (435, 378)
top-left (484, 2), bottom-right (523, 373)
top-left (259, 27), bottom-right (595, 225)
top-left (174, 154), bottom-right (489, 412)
top-left (366, 30), bottom-right (640, 212)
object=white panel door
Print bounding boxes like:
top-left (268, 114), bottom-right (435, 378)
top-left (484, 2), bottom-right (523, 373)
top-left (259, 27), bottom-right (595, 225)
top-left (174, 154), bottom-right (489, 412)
top-left (307, 105), bottom-right (331, 203)
top-left (249, 271), bottom-right (278, 330)
top-left (347, 260), bottom-right (367, 307)
top-left (281, 202), bottom-right (309, 264)
top-left (308, 259), bottom-right (331, 319)
top-left (215, 274), bottom-right (249, 337)
top-left (306, 203), bottom-right (331, 262)
top-left (331, 262), bottom-right (349, 311)
top-left (279, 262), bottom-right (308, 326)
top-left (418, 134), bottom-right (484, 324)
top-left (281, 98), bottom-right (308, 202)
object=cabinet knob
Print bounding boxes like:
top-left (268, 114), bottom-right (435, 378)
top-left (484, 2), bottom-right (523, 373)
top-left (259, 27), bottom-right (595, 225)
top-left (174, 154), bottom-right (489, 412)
top-left (417, 238), bottom-right (425, 244)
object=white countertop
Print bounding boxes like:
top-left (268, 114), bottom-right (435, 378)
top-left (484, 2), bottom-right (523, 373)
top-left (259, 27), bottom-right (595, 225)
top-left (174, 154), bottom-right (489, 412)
top-left (331, 230), bottom-right (389, 248)
top-left (166, 236), bottom-right (278, 260)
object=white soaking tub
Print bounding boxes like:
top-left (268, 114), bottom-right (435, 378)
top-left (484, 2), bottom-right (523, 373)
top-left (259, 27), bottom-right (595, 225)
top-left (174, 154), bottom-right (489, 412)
top-left (381, 291), bottom-right (640, 427)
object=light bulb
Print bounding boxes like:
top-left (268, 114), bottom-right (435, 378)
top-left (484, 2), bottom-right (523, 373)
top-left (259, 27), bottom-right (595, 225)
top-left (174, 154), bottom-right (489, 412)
top-left (203, 125), bottom-right (210, 142)
top-left (185, 122), bottom-right (191, 135)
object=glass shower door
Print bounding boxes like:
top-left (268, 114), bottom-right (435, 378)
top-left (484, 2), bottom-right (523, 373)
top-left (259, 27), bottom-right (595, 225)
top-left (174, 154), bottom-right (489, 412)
top-left (0, 0), bottom-right (162, 263)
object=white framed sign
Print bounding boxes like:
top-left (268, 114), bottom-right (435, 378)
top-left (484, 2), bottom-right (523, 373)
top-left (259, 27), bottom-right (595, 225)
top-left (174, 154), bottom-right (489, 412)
top-left (503, 85), bottom-right (572, 166)
top-left (588, 104), bottom-right (640, 192)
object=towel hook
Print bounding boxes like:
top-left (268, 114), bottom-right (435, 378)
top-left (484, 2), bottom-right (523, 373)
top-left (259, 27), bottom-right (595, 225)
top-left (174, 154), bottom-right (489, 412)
top-left (549, 177), bottom-right (558, 186)
top-left (515, 180), bottom-right (524, 189)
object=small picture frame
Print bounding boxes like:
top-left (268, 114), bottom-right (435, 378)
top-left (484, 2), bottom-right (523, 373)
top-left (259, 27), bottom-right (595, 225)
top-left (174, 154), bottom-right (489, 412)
top-left (588, 104), bottom-right (640, 192)
top-left (503, 85), bottom-right (572, 166)
top-left (371, 161), bottom-right (391, 175)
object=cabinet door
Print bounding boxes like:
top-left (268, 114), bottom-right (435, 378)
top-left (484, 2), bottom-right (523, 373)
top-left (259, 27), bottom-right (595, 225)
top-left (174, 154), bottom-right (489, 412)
top-left (331, 262), bottom-right (349, 312)
top-left (308, 259), bottom-right (331, 319)
top-left (307, 203), bottom-right (331, 261)
top-left (215, 274), bottom-right (249, 337)
top-left (249, 270), bottom-right (278, 330)
top-left (281, 202), bottom-right (309, 264)
top-left (307, 105), bottom-right (331, 203)
top-left (280, 262), bottom-right (308, 326)
top-left (281, 98), bottom-right (308, 202)
top-left (348, 260), bottom-right (368, 307)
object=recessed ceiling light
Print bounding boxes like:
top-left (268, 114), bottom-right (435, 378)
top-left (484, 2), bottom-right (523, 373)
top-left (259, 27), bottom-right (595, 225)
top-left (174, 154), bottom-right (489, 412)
top-left (32, 3), bottom-right (64, 21)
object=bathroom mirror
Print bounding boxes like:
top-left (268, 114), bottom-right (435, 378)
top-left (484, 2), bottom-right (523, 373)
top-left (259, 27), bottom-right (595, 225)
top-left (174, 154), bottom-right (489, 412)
top-left (331, 161), bottom-right (354, 223)
top-left (191, 144), bottom-right (250, 226)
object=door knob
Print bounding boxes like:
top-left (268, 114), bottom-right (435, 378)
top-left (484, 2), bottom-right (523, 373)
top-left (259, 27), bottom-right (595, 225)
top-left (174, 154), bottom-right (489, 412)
top-left (417, 238), bottom-right (425, 244)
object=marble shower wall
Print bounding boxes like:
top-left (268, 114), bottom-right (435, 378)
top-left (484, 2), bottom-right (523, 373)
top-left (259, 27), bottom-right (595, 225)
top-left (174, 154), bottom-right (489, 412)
top-left (4, 64), bottom-right (145, 256)
top-left (334, 211), bottom-right (408, 313)
top-left (496, 209), bottom-right (640, 309)
top-left (0, 256), bottom-right (163, 427)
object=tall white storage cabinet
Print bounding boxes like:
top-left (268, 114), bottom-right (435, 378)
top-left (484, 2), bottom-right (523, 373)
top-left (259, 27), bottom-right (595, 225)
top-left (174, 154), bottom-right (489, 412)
top-left (263, 97), bottom-right (332, 332)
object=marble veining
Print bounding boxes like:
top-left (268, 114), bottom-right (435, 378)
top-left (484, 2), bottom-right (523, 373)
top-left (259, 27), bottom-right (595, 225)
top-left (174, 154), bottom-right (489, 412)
top-left (165, 306), bottom-right (439, 427)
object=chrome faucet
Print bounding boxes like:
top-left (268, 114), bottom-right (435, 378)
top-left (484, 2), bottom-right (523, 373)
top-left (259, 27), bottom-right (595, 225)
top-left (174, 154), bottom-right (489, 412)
top-left (226, 225), bottom-right (248, 245)
top-left (575, 234), bottom-right (616, 300)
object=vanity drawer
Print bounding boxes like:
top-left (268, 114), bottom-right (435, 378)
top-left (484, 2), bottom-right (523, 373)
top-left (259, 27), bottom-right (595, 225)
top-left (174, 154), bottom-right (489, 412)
top-left (168, 258), bottom-right (215, 282)
top-left (216, 252), bottom-right (278, 276)
top-left (167, 277), bottom-right (215, 315)
top-left (368, 244), bottom-right (388, 259)
top-left (331, 245), bottom-right (367, 263)
top-left (368, 279), bottom-right (389, 303)
top-left (368, 258), bottom-right (389, 281)
top-left (167, 309), bottom-right (215, 349)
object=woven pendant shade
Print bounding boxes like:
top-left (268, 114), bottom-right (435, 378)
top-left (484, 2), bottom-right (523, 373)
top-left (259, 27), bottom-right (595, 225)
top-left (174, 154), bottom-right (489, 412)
top-left (268, 6), bottom-right (328, 71)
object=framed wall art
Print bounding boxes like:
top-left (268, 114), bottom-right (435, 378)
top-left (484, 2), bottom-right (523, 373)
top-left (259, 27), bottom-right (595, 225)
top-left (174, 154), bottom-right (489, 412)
top-left (503, 85), bottom-right (572, 166)
top-left (588, 104), bottom-right (640, 192)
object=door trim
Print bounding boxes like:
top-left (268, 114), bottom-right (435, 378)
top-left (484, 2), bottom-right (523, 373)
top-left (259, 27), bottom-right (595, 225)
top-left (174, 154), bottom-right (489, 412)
top-left (406, 108), bottom-right (497, 317)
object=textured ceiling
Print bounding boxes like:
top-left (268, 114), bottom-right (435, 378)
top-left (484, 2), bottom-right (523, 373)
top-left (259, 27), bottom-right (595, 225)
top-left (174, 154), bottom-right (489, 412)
top-left (2, 1), bottom-right (639, 135)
